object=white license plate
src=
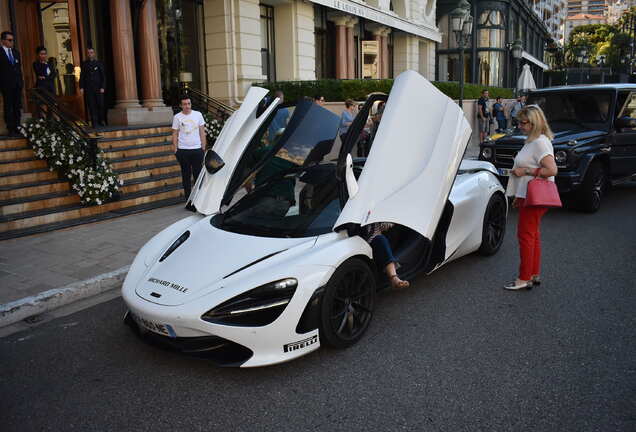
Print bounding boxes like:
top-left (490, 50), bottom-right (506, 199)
top-left (498, 168), bottom-right (511, 177)
top-left (130, 312), bottom-right (177, 338)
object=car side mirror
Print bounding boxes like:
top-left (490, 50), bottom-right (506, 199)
top-left (615, 116), bottom-right (636, 129)
top-left (345, 153), bottom-right (359, 198)
top-left (204, 150), bottom-right (225, 174)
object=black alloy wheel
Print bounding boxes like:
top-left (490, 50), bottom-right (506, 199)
top-left (319, 258), bottom-right (376, 348)
top-left (478, 193), bottom-right (507, 256)
top-left (576, 161), bottom-right (606, 213)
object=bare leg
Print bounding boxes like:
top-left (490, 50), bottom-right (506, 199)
top-left (385, 262), bottom-right (409, 289)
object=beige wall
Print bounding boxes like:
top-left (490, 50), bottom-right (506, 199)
top-left (274, 1), bottom-right (315, 81)
top-left (204, 0), bottom-right (234, 104)
top-left (204, 0), bottom-right (264, 104)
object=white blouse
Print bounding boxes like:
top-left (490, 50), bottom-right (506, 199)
top-left (505, 134), bottom-right (555, 198)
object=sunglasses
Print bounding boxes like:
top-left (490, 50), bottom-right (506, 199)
top-left (519, 120), bottom-right (532, 125)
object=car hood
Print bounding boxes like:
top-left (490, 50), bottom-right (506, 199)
top-left (135, 219), bottom-right (314, 306)
top-left (335, 70), bottom-right (471, 241)
top-left (493, 129), bottom-right (606, 147)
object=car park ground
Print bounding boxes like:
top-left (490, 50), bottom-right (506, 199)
top-left (1, 181), bottom-right (635, 431)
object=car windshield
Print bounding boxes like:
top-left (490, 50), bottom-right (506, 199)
top-left (527, 91), bottom-right (612, 132)
top-left (213, 99), bottom-right (343, 238)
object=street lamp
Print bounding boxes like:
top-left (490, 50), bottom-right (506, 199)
top-left (510, 39), bottom-right (523, 92)
top-left (450, 0), bottom-right (472, 108)
top-left (577, 47), bottom-right (589, 83)
top-left (597, 54), bottom-right (607, 83)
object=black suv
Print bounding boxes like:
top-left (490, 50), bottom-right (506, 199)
top-left (479, 84), bottom-right (636, 212)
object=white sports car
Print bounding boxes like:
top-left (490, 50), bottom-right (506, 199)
top-left (122, 71), bottom-right (507, 367)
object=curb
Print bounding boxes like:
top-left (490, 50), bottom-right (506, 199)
top-left (0, 265), bottom-right (130, 329)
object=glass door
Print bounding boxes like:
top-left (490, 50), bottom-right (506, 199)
top-left (39, 0), bottom-right (85, 119)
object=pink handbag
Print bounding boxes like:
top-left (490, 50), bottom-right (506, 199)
top-left (525, 176), bottom-right (562, 208)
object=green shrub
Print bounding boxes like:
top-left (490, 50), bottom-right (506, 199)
top-left (253, 79), bottom-right (514, 101)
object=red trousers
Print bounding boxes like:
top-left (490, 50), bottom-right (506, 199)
top-left (517, 200), bottom-right (548, 280)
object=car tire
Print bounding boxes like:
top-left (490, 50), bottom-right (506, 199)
top-left (575, 161), bottom-right (607, 213)
top-left (478, 192), bottom-right (507, 256)
top-left (319, 258), bottom-right (376, 349)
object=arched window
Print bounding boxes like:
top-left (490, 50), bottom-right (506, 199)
top-left (478, 10), bottom-right (504, 49)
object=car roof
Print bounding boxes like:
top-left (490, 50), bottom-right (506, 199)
top-left (532, 84), bottom-right (636, 93)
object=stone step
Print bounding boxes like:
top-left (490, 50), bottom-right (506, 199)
top-left (98, 125), bottom-right (172, 139)
top-left (116, 161), bottom-right (181, 181)
top-left (0, 191), bottom-right (80, 216)
top-left (98, 132), bottom-right (171, 150)
top-left (0, 168), bottom-right (59, 186)
top-left (0, 158), bottom-right (48, 174)
top-left (0, 196), bottom-right (185, 240)
top-left (110, 152), bottom-right (175, 171)
top-left (0, 184), bottom-right (183, 233)
top-left (0, 179), bottom-right (69, 201)
top-left (0, 147), bottom-right (35, 162)
top-left (120, 172), bottom-right (181, 194)
top-left (0, 138), bottom-right (28, 150)
top-left (102, 142), bottom-right (173, 160)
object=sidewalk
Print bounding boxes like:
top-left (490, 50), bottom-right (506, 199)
top-left (0, 204), bottom-right (188, 326)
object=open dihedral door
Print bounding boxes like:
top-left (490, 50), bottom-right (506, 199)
top-left (334, 70), bottom-right (472, 241)
top-left (189, 87), bottom-right (280, 215)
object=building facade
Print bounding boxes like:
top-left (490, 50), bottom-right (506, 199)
top-left (606, 0), bottom-right (633, 24)
top-left (1, 0), bottom-right (441, 126)
top-left (532, 0), bottom-right (567, 44)
top-left (436, 0), bottom-right (551, 89)
top-left (567, 0), bottom-right (608, 16)
top-left (564, 12), bottom-right (607, 42)
top-left (203, 0), bottom-right (441, 104)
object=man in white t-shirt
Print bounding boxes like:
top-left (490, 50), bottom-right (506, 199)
top-left (172, 96), bottom-right (206, 207)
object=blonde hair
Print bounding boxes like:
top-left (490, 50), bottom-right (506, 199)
top-left (517, 105), bottom-right (554, 142)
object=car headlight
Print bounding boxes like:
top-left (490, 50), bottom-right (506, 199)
top-left (481, 147), bottom-right (493, 160)
top-left (201, 278), bottom-right (298, 326)
top-left (555, 150), bottom-right (568, 166)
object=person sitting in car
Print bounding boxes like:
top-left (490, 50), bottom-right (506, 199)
top-left (363, 222), bottom-right (409, 289)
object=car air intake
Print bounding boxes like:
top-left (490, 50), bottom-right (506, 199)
top-left (159, 231), bottom-right (190, 262)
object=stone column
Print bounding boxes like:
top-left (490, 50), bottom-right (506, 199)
top-left (139, 0), bottom-right (164, 107)
top-left (381, 28), bottom-right (391, 78)
top-left (108, 0), bottom-right (149, 125)
top-left (110, 0), bottom-right (140, 108)
top-left (345, 18), bottom-right (357, 79)
top-left (333, 16), bottom-right (348, 79)
top-left (137, 0), bottom-right (172, 121)
top-left (373, 31), bottom-right (383, 78)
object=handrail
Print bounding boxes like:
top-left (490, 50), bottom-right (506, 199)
top-left (173, 84), bottom-right (236, 123)
top-left (29, 88), bottom-right (100, 167)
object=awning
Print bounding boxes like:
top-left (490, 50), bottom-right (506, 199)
top-left (521, 51), bottom-right (549, 71)
top-left (308, 0), bottom-right (442, 42)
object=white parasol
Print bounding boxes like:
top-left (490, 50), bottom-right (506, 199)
top-left (517, 64), bottom-right (536, 91)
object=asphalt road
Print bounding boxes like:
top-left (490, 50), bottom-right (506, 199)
top-left (2, 183), bottom-right (635, 432)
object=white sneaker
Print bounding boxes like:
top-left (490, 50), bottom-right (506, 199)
top-left (503, 280), bottom-right (533, 290)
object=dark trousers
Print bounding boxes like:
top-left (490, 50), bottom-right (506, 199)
top-left (85, 90), bottom-right (104, 126)
top-left (2, 86), bottom-right (22, 133)
top-left (175, 148), bottom-right (204, 199)
top-left (370, 235), bottom-right (398, 268)
top-left (496, 118), bottom-right (507, 132)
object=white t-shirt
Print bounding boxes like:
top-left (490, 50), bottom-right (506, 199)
top-left (506, 134), bottom-right (555, 198)
top-left (172, 111), bottom-right (205, 149)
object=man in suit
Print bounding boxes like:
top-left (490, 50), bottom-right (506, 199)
top-left (79, 47), bottom-right (106, 127)
top-left (0, 31), bottom-right (24, 136)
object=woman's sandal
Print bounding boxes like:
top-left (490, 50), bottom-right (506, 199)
top-left (390, 274), bottom-right (410, 289)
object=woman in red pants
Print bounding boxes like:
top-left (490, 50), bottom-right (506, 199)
top-left (504, 105), bottom-right (558, 290)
